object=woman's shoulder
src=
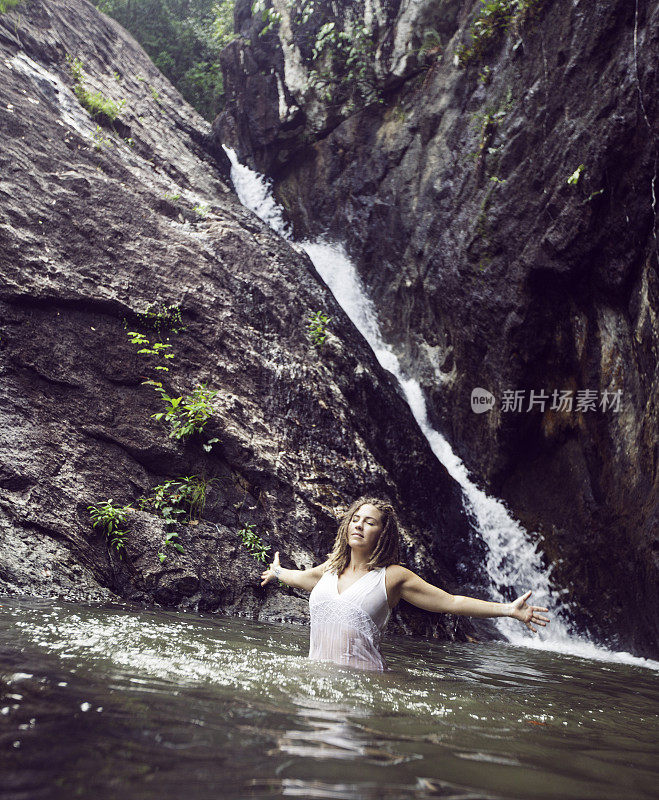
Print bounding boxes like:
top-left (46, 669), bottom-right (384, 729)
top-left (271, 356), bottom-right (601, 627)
top-left (384, 564), bottom-right (415, 582)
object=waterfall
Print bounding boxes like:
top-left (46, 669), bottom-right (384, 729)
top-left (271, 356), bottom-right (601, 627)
top-left (224, 147), bottom-right (658, 670)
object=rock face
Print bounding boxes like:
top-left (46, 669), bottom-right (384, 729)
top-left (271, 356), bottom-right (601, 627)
top-left (0, 0), bottom-right (495, 644)
top-left (216, 0), bottom-right (659, 656)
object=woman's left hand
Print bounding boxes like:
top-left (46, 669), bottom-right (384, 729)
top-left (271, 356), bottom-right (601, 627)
top-left (509, 591), bottom-right (550, 633)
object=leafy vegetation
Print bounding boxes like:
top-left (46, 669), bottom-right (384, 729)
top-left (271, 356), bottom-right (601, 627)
top-left (307, 20), bottom-right (380, 109)
top-left (418, 28), bottom-right (443, 58)
top-left (145, 381), bottom-right (219, 441)
top-left (127, 330), bottom-right (175, 371)
top-left (139, 475), bottom-right (213, 524)
top-left (92, 125), bottom-right (114, 150)
top-left (457, 0), bottom-right (549, 67)
top-left (237, 522), bottom-right (271, 562)
top-left (307, 310), bottom-right (332, 347)
top-left (66, 54), bottom-right (126, 122)
top-left (470, 87), bottom-right (514, 176)
top-left (252, 0), bottom-right (281, 36)
top-left (135, 303), bottom-right (185, 333)
top-left (88, 500), bottom-right (132, 553)
top-left (89, 475), bottom-right (218, 563)
top-left (566, 164), bottom-right (604, 204)
top-left (0, 0), bottom-right (21, 14)
top-left (251, 1), bottom-right (380, 111)
top-left (91, 0), bottom-right (236, 121)
top-left (567, 164), bottom-right (585, 186)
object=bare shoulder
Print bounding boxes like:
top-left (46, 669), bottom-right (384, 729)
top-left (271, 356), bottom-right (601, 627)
top-left (385, 564), bottom-right (416, 586)
top-left (384, 565), bottom-right (418, 608)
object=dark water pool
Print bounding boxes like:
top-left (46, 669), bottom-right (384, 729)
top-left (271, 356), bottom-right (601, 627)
top-left (1, 597), bottom-right (657, 799)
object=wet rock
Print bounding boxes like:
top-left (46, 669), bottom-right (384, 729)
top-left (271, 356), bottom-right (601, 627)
top-left (0, 0), bottom-right (489, 644)
top-left (218, 0), bottom-right (659, 656)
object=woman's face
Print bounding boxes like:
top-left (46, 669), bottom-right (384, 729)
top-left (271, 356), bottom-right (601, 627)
top-left (347, 503), bottom-right (384, 553)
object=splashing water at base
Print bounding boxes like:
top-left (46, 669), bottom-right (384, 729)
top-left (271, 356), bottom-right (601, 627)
top-left (225, 147), bottom-right (658, 672)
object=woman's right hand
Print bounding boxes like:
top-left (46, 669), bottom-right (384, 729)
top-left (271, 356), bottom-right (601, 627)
top-left (260, 551), bottom-right (280, 586)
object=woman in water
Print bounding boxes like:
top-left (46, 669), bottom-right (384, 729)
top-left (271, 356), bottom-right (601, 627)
top-left (260, 497), bottom-right (550, 671)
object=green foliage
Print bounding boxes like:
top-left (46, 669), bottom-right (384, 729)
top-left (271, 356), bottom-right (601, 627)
top-left (212, 0), bottom-right (238, 47)
top-left (164, 191), bottom-right (181, 202)
top-left (470, 88), bottom-right (514, 176)
top-left (127, 330), bottom-right (175, 371)
top-left (139, 475), bottom-right (213, 525)
top-left (392, 105), bottom-right (406, 123)
top-left (146, 381), bottom-right (218, 440)
top-left (149, 85), bottom-right (163, 107)
top-left (418, 28), bottom-right (443, 57)
top-left (252, 0), bottom-right (281, 36)
top-left (457, 0), bottom-right (548, 67)
top-left (140, 474), bottom-right (219, 563)
top-left (66, 54), bottom-right (126, 122)
top-left (193, 203), bottom-right (209, 217)
top-left (237, 522), bottom-right (270, 562)
top-left (308, 20), bottom-right (380, 108)
top-left (92, 125), bottom-right (113, 150)
top-left (567, 164), bottom-right (585, 186)
top-left (92, 0), bottom-right (236, 121)
top-left (566, 165), bottom-right (604, 204)
top-left (307, 310), bottom-right (332, 347)
top-left (0, 0), bottom-right (21, 13)
top-left (88, 500), bottom-right (132, 553)
top-left (157, 529), bottom-right (183, 562)
top-left (136, 303), bottom-right (185, 333)
top-left (478, 65), bottom-right (492, 85)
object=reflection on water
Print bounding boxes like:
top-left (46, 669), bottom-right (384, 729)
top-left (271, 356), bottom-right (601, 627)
top-left (1, 597), bottom-right (657, 800)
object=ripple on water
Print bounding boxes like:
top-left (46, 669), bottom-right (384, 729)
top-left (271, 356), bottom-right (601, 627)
top-left (1, 598), bottom-right (658, 800)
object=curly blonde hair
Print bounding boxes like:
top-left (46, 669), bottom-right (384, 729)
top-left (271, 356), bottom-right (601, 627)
top-left (325, 497), bottom-right (401, 575)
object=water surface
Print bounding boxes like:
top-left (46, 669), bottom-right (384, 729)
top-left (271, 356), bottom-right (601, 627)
top-left (1, 597), bottom-right (657, 800)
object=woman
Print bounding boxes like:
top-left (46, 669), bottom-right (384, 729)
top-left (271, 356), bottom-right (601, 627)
top-left (260, 497), bottom-right (550, 671)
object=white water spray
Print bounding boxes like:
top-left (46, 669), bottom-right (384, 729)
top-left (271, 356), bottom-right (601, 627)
top-left (225, 147), bottom-right (659, 671)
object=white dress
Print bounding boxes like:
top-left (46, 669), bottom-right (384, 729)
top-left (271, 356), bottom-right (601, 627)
top-left (308, 566), bottom-right (391, 671)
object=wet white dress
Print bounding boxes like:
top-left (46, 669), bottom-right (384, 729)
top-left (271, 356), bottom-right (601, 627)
top-left (308, 567), bottom-right (391, 671)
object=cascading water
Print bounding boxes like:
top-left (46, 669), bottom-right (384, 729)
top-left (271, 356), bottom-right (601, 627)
top-left (225, 147), bottom-right (658, 671)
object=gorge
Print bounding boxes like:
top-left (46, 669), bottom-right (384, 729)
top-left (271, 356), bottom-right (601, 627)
top-left (0, 0), bottom-right (657, 661)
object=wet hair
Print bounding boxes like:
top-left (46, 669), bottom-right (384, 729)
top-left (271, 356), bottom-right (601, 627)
top-left (325, 496), bottom-right (401, 575)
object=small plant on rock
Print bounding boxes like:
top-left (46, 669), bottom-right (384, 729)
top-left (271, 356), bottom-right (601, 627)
top-left (145, 381), bottom-right (218, 441)
top-left (135, 303), bottom-right (185, 334)
top-left (237, 522), bottom-right (271, 563)
top-left (457, 0), bottom-right (549, 67)
top-left (140, 475), bottom-right (215, 523)
top-left (158, 530), bottom-right (183, 563)
top-left (0, 0), bottom-right (21, 13)
top-left (65, 54), bottom-right (126, 122)
top-left (307, 310), bottom-right (332, 347)
top-left (127, 330), bottom-right (175, 371)
top-left (88, 499), bottom-right (132, 554)
top-left (566, 164), bottom-right (585, 186)
top-left (92, 125), bottom-right (113, 150)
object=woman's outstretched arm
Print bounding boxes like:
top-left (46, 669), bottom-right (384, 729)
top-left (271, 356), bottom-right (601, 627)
top-left (261, 552), bottom-right (329, 593)
top-left (389, 566), bottom-right (550, 633)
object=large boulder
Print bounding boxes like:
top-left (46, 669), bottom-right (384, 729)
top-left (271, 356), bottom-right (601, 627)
top-left (0, 0), bottom-right (490, 643)
top-left (215, 0), bottom-right (659, 657)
